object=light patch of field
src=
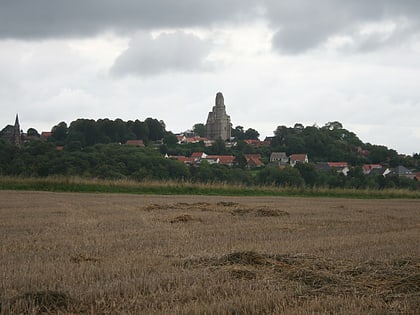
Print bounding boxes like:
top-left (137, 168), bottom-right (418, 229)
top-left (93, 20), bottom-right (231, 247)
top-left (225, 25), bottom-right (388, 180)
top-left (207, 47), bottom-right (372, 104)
top-left (0, 191), bottom-right (419, 314)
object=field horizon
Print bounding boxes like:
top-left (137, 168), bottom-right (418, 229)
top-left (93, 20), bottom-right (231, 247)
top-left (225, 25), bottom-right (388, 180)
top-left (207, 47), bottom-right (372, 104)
top-left (1, 191), bottom-right (419, 314)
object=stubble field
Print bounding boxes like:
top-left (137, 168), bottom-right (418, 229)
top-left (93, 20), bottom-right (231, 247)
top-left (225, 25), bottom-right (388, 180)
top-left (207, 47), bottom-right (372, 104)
top-left (1, 191), bottom-right (419, 314)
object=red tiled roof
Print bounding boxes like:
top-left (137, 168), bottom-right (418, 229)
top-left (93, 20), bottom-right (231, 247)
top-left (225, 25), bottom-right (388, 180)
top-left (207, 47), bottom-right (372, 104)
top-left (191, 152), bottom-right (204, 158)
top-left (41, 131), bottom-right (52, 138)
top-left (171, 156), bottom-right (195, 164)
top-left (328, 162), bottom-right (348, 168)
top-left (290, 154), bottom-right (307, 161)
top-left (247, 156), bottom-right (263, 167)
top-left (363, 164), bottom-right (382, 172)
top-left (205, 155), bottom-right (235, 165)
top-left (218, 155), bottom-right (235, 165)
top-left (126, 140), bottom-right (145, 147)
top-left (244, 154), bottom-right (261, 160)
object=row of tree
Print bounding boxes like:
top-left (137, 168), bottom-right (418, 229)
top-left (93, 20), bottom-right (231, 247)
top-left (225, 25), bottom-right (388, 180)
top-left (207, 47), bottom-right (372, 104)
top-left (0, 140), bottom-right (418, 190)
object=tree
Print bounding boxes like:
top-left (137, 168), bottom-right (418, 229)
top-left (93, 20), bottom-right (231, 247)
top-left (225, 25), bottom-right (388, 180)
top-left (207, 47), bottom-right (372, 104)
top-left (244, 128), bottom-right (260, 140)
top-left (231, 126), bottom-right (245, 140)
top-left (51, 122), bottom-right (68, 144)
top-left (145, 118), bottom-right (165, 141)
top-left (27, 128), bottom-right (40, 137)
top-left (193, 123), bottom-right (206, 137)
top-left (163, 132), bottom-right (178, 147)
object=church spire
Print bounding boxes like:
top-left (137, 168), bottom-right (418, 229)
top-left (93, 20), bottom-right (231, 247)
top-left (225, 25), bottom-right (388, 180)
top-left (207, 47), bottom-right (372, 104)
top-left (13, 113), bottom-right (22, 146)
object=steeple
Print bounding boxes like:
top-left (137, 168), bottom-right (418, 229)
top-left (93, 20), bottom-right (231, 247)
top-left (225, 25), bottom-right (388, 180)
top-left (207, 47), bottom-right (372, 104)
top-left (13, 113), bottom-right (22, 146)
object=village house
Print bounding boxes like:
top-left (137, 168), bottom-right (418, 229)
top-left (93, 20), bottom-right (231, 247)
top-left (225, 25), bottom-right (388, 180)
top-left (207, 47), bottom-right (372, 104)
top-left (125, 140), bottom-right (145, 147)
top-left (390, 165), bottom-right (415, 179)
top-left (244, 154), bottom-right (263, 168)
top-left (289, 154), bottom-right (309, 167)
top-left (316, 162), bottom-right (349, 176)
top-left (270, 152), bottom-right (289, 165)
top-left (363, 164), bottom-right (383, 174)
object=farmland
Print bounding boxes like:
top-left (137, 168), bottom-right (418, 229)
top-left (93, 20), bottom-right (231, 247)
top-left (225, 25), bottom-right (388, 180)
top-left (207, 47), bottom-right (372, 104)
top-left (1, 191), bottom-right (419, 314)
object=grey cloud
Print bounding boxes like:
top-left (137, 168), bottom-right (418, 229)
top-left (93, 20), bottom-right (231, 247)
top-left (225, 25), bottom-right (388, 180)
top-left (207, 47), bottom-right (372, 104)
top-left (111, 32), bottom-right (213, 76)
top-left (0, 0), bottom-right (258, 39)
top-left (264, 0), bottom-right (420, 53)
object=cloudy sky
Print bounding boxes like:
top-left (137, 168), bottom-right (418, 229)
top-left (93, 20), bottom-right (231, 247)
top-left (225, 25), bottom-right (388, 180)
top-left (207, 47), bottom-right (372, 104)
top-left (1, 1), bottom-right (419, 154)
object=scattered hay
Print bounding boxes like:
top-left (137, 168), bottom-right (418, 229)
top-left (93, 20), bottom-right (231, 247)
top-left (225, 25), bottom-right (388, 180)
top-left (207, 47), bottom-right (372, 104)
top-left (144, 203), bottom-right (162, 211)
top-left (286, 269), bottom-right (341, 289)
top-left (255, 207), bottom-right (289, 217)
top-left (9, 290), bottom-right (70, 313)
top-left (392, 274), bottom-right (420, 294)
top-left (217, 201), bottom-right (239, 207)
top-left (219, 251), bottom-right (271, 266)
top-left (170, 214), bottom-right (194, 223)
top-left (230, 208), bottom-right (252, 216)
top-left (70, 253), bottom-right (100, 264)
top-left (226, 266), bottom-right (257, 280)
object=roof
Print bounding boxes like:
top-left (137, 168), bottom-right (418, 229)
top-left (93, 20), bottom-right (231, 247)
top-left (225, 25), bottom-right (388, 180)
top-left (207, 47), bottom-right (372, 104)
top-left (218, 155), bottom-right (235, 165)
top-left (126, 140), bottom-right (145, 147)
top-left (247, 156), bottom-right (263, 167)
top-left (191, 152), bottom-right (205, 158)
top-left (270, 152), bottom-right (287, 158)
top-left (170, 156), bottom-right (195, 164)
top-left (391, 165), bottom-right (413, 176)
top-left (290, 154), bottom-right (308, 161)
top-left (244, 154), bottom-right (262, 160)
top-left (41, 131), bottom-right (53, 138)
top-left (363, 164), bottom-right (382, 172)
top-left (328, 162), bottom-right (348, 168)
top-left (206, 155), bottom-right (235, 165)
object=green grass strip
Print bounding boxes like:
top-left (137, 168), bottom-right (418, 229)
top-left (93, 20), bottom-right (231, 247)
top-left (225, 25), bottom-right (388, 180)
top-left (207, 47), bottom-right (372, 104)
top-left (0, 176), bottom-right (419, 199)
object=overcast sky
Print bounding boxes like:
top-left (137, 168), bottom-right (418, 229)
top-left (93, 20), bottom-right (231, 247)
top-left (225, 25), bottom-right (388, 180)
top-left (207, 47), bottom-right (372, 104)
top-left (1, 0), bottom-right (419, 154)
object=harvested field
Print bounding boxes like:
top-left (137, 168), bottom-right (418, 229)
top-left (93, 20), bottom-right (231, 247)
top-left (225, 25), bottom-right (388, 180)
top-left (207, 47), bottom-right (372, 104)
top-left (0, 191), bottom-right (419, 314)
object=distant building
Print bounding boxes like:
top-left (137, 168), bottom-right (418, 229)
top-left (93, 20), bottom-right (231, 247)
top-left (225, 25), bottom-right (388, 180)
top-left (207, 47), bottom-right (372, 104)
top-left (289, 154), bottom-right (309, 167)
top-left (0, 114), bottom-right (22, 146)
top-left (206, 92), bottom-right (232, 141)
top-left (270, 152), bottom-right (289, 165)
top-left (125, 140), bottom-right (145, 147)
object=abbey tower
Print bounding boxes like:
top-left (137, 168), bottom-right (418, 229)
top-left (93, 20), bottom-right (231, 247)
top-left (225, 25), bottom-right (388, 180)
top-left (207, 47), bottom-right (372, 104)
top-left (205, 92), bottom-right (232, 141)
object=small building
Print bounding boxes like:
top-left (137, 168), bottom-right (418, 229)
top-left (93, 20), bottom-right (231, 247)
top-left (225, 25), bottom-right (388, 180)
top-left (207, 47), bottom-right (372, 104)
top-left (289, 154), bottom-right (309, 167)
top-left (363, 164), bottom-right (383, 174)
top-left (390, 165), bottom-right (415, 179)
top-left (270, 152), bottom-right (289, 165)
top-left (327, 162), bottom-right (350, 176)
top-left (126, 140), bottom-right (145, 147)
top-left (244, 154), bottom-right (263, 168)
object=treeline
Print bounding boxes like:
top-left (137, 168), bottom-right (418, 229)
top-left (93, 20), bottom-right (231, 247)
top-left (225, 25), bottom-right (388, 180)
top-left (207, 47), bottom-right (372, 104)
top-left (1, 118), bottom-right (419, 190)
top-left (50, 118), bottom-right (169, 148)
top-left (0, 139), bottom-right (418, 190)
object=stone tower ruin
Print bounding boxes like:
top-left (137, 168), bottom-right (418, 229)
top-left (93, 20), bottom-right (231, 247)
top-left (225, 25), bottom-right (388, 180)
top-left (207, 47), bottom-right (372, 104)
top-left (205, 92), bottom-right (232, 141)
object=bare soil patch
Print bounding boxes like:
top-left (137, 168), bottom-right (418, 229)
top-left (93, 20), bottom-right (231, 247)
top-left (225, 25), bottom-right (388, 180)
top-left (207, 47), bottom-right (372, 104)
top-left (1, 191), bottom-right (419, 314)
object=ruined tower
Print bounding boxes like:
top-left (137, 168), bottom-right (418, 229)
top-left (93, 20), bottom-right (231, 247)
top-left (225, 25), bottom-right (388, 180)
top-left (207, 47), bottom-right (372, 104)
top-left (205, 92), bottom-right (232, 141)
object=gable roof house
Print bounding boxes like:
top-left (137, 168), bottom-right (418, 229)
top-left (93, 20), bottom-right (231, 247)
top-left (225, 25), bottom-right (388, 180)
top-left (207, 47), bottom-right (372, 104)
top-left (244, 154), bottom-right (263, 168)
top-left (125, 139), bottom-right (145, 147)
top-left (363, 164), bottom-right (383, 174)
top-left (316, 162), bottom-right (350, 176)
top-left (327, 162), bottom-right (350, 176)
top-left (369, 167), bottom-right (391, 177)
top-left (204, 155), bottom-right (235, 166)
top-left (390, 165), bottom-right (415, 179)
top-left (270, 152), bottom-right (289, 165)
top-left (289, 154), bottom-right (308, 167)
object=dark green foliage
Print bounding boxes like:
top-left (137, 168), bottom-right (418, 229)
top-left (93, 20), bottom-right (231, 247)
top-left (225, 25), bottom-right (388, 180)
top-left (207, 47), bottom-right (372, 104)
top-left (193, 123), bottom-right (206, 137)
top-left (0, 119), bottom-right (418, 191)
